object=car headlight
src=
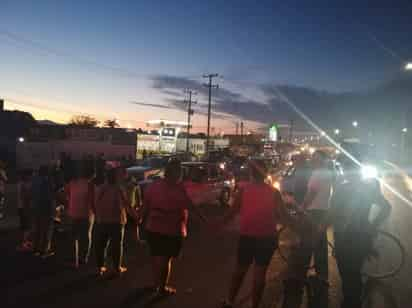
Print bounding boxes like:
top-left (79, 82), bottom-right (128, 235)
top-left (361, 165), bottom-right (378, 180)
top-left (273, 181), bottom-right (280, 190)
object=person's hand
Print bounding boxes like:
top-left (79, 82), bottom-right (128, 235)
top-left (282, 193), bottom-right (296, 205)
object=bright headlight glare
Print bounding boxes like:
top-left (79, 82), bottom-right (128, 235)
top-left (361, 165), bottom-right (378, 180)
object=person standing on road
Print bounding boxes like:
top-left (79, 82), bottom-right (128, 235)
top-left (0, 161), bottom-right (8, 220)
top-left (32, 165), bottom-right (56, 258)
top-left (94, 167), bottom-right (138, 276)
top-left (140, 159), bottom-right (205, 296)
top-left (220, 159), bottom-right (285, 308)
top-left (66, 162), bottom-right (95, 268)
top-left (301, 150), bottom-right (333, 280)
top-left (16, 169), bottom-right (33, 251)
top-left (326, 156), bottom-right (391, 308)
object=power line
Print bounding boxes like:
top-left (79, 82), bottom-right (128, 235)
top-left (0, 28), bottom-right (202, 81)
top-left (130, 101), bottom-right (175, 110)
top-left (203, 73), bottom-right (219, 154)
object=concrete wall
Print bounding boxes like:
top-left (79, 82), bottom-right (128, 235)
top-left (16, 141), bottom-right (135, 169)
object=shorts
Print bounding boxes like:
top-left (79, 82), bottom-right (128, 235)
top-left (147, 231), bottom-right (183, 258)
top-left (18, 208), bottom-right (31, 231)
top-left (238, 235), bottom-right (278, 266)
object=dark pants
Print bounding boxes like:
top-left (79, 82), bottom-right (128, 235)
top-left (307, 210), bottom-right (329, 279)
top-left (71, 218), bottom-right (94, 264)
top-left (33, 214), bottom-right (54, 253)
top-left (335, 232), bottom-right (368, 308)
top-left (95, 223), bottom-right (125, 269)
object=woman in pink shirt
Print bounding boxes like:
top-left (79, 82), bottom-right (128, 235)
top-left (141, 159), bottom-right (204, 296)
top-left (66, 162), bottom-right (95, 268)
top-left (220, 159), bottom-right (285, 308)
top-left (94, 167), bottom-right (138, 276)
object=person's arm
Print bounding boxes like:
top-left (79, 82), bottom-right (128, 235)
top-left (139, 186), bottom-right (150, 225)
top-left (181, 186), bottom-right (207, 223)
top-left (135, 185), bottom-right (142, 209)
top-left (301, 173), bottom-right (319, 210)
top-left (87, 182), bottom-right (95, 215)
top-left (119, 187), bottom-right (139, 221)
top-left (275, 190), bottom-right (302, 230)
top-left (220, 188), bottom-right (242, 225)
top-left (370, 187), bottom-right (391, 228)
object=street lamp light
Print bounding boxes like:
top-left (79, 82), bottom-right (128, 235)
top-left (352, 121), bottom-right (358, 128)
top-left (402, 127), bottom-right (408, 133)
top-left (334, 129), bottom-right (340, 135)
top-left (18, 137), bottom-right (25, 143)
top-left (405, 62), bottom-right (412, 71)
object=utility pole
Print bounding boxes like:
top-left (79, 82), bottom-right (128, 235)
top-left (240, 121), bottom-right (244, 144)
top-left (235, 122), bottom-right (239, 136)
top-left (289, 119), bottom-right (294, 143)
top-left (203, 73), bottom-right (219, 155)
top-left (184, 89), bottom-right (196, 153)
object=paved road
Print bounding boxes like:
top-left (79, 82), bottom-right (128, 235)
top-left (1, 164), bottom-right (411, 308)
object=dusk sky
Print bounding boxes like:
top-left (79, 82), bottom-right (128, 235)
top-left (1, 0), bottom-right (412, 133)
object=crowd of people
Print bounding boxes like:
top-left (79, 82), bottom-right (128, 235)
top-left (7, 148), bottom-right (391, 308)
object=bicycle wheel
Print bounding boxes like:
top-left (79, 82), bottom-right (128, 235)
top-left (362, 230), bottom-right (405, 280)
top-left (278, 226), bottom-right (335, 271)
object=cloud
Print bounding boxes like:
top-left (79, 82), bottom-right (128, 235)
top-left (152, 74), bottom-right (412, 135)
top-left (152, 75), bottom-right (274, 123)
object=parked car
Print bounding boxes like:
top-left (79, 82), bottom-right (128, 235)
top-left (181, 162), bottom-right (234, 207)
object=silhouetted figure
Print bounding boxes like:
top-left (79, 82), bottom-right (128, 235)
top-left (32, 166), bottom-right (55, 257)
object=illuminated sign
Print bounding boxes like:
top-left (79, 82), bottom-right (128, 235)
top-left (268, 123), bottom-right (278, 142)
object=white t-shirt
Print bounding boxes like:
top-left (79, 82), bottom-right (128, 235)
top-left (306, 168), bottom-right (333, 211)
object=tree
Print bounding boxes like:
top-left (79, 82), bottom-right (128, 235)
top-left (104, 119), bottom-right (119, 128)
top-left (68, 115), bottom-right (99, 128)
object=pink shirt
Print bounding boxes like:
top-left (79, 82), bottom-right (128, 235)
top-left (144, 179), bottom-right (190, 236)
top-left (95, 184), bottom-right (127, 224)
top-left (239, 183), bottom-right (281, 237)
top-left (67, 179), bottom-right (94, 220)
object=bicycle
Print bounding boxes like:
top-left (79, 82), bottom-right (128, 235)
top-left (278, 225), bottom-right (405, 280)
top-left (277, 224), bottom-right (405, 308)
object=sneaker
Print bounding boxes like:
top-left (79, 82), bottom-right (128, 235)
top-left (118, 266), bottom-right (128, 273)
top-left (98, 266), bottom-right (108, 276)
top-left (41, 250), bottom-right (56, 258)
top-left (157, 286), bottom-right (177, 297)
